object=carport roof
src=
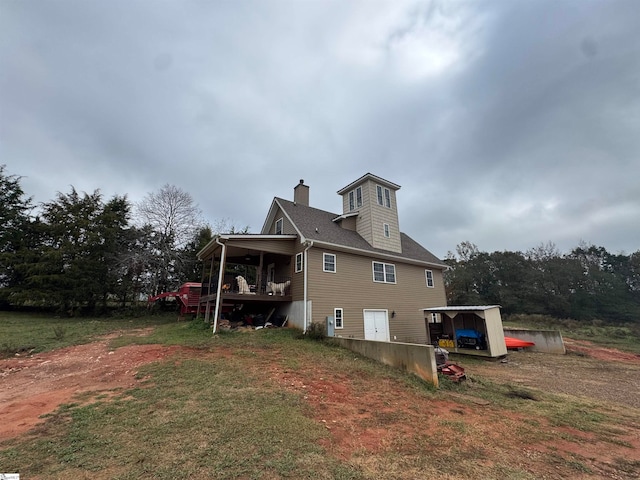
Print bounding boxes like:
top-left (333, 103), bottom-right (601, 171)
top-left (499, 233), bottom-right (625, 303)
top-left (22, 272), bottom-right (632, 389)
top-left (422, 306), bottom-right (502, 312)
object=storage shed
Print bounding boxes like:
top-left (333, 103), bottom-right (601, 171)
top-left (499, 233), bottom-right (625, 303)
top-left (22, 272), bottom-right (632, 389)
top-left (422, 305), bottom-right (508, 358)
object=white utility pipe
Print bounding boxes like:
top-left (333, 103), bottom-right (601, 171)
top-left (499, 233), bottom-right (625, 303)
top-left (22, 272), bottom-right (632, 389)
top-left (211, 237), bottom-right (227, 334)
top-left (302, 240), bottom-right (313, 333)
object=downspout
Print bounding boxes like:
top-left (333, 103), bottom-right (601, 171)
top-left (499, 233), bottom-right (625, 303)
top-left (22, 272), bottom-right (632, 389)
top-left (302, 240), bottom-right (314, 333)
top-left (212, 237), bottom-right (227, 334)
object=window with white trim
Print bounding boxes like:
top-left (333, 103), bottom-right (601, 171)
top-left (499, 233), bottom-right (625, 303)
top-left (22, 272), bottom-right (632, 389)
top-left (275, 217), bottom-right (283, 235)
top-left (376, 185), bottom-right (391, 208)
top-left (323, 253), bottom-right (336, 273)
top-left (295, 252), bottom-right (303, 273)
top-left (383, 223), bottom-right (390, 238)
top-left (425, 269), bottom-right (434, 288)
top-left (373, 261), bottom-right (396, 283)
top-left (334, 308), bottom-right (343, 329)
top-left (348, 186), bottom-right (363, 211)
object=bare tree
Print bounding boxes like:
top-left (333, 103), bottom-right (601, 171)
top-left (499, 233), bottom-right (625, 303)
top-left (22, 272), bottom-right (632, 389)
top-left (135, 184), bottom-right (203, 295)
top-left (136, 184), bottom-right (202, 249)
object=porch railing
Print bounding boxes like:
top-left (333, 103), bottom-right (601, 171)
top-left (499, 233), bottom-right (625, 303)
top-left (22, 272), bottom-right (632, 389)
top-left (201, 276), bottom-right (292, 297)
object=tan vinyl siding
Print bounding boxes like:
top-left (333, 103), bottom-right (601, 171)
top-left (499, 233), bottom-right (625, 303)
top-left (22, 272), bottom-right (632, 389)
top-left (369, 186), bottom-right (402, 253)
top-left (290, 244), bottom-right (306, 301)
top-left (267, 206), bottom-right (297, 235)
top-left (340, 216), bottom-right (357, 231)
top-left (306, 248), bottom-right (446, 343)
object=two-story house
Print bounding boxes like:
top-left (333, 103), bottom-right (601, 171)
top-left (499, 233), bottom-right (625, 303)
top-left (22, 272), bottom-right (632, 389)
top-left (197, 173), bottom-right (447, 343)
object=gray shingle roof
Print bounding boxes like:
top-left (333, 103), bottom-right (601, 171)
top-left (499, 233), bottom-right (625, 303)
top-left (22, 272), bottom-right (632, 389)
top-left (275, 197), bottom-right (446, 268)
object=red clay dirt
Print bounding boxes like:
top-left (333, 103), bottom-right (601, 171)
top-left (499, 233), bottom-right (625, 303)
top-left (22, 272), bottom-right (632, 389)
top-left (0, 332), bottom-right (186, 441)
top-left (1, 334), bottom-right (639, 479)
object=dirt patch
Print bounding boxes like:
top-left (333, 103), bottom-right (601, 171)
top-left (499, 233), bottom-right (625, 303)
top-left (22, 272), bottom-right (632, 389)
top-left (563, 338), bottom-right (640, 363)
top-left (0, 335), bottom-right (185, 441)
top-left (467, 338), bottom-right (640, 409)
top-left (253, 338), bottom-right (640, 479)
top-left (2, 334), bottom-right (639, 479)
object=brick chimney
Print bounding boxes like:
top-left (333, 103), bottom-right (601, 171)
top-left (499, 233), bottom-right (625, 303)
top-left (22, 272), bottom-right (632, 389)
top-left (293, 179), bottom-right (309, 206)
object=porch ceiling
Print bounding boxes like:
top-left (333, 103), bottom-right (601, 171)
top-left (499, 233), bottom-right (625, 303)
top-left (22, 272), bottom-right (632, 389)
top-left (197, 235), bottom-right (297, 261)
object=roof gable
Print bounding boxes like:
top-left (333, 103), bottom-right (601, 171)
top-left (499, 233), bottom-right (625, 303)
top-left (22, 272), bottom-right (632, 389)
top-left (336, 172), bottom-right (401, 195)
top-left (275, 197), bottom-right (445, 267)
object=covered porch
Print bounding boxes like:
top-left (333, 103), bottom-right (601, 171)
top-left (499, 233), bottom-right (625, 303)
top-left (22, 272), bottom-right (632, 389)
top-left (197, 234), bottom-right (298, 330)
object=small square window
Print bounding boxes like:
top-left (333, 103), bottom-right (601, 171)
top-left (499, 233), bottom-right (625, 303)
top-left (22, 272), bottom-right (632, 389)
top-left (323, 253), bottom-right (336, 273)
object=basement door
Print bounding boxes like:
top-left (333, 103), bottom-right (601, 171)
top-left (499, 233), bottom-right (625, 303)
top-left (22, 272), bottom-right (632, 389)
top-left (363, 309), bottom-right (390, 342)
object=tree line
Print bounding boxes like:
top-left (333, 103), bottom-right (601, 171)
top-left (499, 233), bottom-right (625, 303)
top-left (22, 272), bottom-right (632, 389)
top-left (0, 165), bottom-right (246, 314)
top-left (444, 241), bottom-right (640, 324)
top-left (2, 165), bottom-right (638, 321)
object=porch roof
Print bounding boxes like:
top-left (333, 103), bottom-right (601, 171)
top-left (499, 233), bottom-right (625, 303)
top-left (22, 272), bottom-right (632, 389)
top-left (197, 234), bottom-right (297, 261)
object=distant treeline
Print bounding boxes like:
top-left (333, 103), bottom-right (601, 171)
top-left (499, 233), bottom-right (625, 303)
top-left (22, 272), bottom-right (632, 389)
top-left (2, 165), bottom-right (639, 320)
top-left (444, 241), bottom-right (640, 324)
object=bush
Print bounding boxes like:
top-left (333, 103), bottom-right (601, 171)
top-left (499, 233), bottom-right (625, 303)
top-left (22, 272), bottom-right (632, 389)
top-left (303, 321), bottom-right (326, 341)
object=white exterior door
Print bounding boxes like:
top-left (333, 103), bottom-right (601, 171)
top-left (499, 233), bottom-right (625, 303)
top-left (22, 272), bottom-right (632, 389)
top-left (363, 309), bottom-right (389, 342)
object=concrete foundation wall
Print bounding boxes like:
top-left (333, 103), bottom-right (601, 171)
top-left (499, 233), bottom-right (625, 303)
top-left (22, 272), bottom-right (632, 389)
top-left (282, 301), bottom-right (305, 330)
top-left (331, 337), bottom-right (438, 386)
top-left (503, 328), bottom-right (566, 354)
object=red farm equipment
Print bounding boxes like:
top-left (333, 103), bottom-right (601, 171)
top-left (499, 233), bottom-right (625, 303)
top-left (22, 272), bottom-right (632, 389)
top-left (147, 282), bottom-right (201, 318)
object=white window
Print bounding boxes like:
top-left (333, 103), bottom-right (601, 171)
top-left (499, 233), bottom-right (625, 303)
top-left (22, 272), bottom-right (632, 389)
top-left (383, 223), bottom-right (390, 238)
top-left (348, 186), bottom-right (363, 211)
top-left (275, 218), bottom-right (283, 235)
top-left (334, 308), bottom-right (343, 329)
top-left (372, 261), bottom-right (396, 284)
top-left (323, 253), bottom-right (336, 273)
top-left (425, 269), bottom-right (434, 288)
top-left (295, 252), bottom-right (303, 273)
top-left (376, 185), bottom-right (391, 208)
top-left (429, 313), bottom-right (440, 323)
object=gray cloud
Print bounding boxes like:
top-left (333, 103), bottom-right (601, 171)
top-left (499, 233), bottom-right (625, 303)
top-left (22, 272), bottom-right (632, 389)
top-left (1, 0), bottom-right (638, 258)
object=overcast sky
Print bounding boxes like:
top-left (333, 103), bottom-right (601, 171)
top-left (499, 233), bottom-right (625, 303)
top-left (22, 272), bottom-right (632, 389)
top-left (1, 0), bottom-right (639, 259)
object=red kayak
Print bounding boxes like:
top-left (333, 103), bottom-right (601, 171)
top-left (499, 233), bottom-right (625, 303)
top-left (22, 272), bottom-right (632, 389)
top-left (504, 336), bottom-right (535, 349)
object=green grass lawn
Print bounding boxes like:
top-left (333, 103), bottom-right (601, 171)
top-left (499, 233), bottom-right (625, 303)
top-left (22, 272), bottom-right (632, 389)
top-left (0, 311), bottom-right (177, 357)
top-left (1, 313), bottom-right (639, 479)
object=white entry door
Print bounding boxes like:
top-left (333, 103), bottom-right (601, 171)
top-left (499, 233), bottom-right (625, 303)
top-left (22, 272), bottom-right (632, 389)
top-left (363, 310), bottom-right (389, 342)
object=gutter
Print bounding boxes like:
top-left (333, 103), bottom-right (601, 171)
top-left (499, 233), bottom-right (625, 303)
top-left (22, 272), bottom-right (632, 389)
top-left (306, 238), bottom-right (448, 269)
top-left (211, 236), bottom-right (227, 334)
top-left (302, 240), bottom-right (314, 333)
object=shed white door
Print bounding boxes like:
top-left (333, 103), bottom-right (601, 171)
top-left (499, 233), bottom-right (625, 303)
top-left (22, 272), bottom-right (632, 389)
top-left (363, 310), bottom-right (389, 342)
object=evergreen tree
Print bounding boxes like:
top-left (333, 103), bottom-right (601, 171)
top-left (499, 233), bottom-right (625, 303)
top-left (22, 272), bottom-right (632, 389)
top-left (0, 166), bottom-right (33, 290)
